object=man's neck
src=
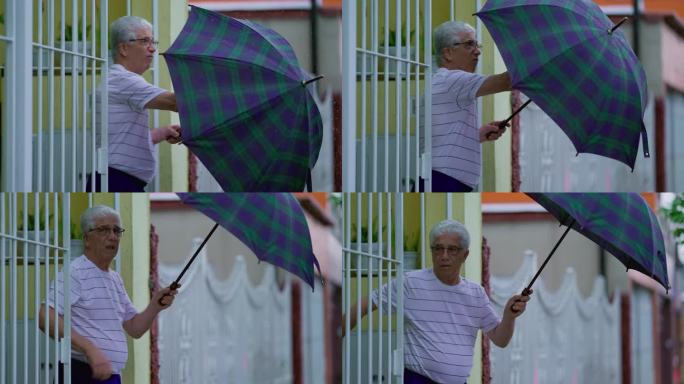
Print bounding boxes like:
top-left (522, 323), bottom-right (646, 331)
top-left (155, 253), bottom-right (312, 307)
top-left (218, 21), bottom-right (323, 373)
top-left (432, 267), bottom-right (460, 285)
top-left (85, 254), bottom-right (111, 271)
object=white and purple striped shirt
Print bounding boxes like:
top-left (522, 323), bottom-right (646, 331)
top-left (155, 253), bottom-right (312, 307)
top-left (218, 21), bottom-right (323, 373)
top-left (98, 64), bottom-right (166, 183)
top-left (431, 68), bottom-right (486, 189)
top-left (372, 268), bottom-right (500, 384)
top-left (46, 255), bottom-right (138, 374)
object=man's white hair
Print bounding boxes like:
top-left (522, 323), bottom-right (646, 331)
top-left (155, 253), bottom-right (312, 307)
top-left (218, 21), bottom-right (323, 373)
top-left (80, 205), bottom-right (121, 237)
top-left (429, 219), bottom-right (470, 249)
top-left (109, 15), bottom-right (153, 60)
top-left (433, 21), bottom-right (476, 67)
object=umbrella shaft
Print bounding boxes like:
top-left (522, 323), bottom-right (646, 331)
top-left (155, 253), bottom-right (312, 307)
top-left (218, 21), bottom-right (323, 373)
top-left (500, 99), bottom-right (532, 129)
top-left (525, 219), bottom-right (575, 291)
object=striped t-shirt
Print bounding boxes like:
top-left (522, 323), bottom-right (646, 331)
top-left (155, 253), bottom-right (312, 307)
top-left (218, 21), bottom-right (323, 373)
top-left (431, 68), bottom-right (486, 188)
top-left (99, 64), bottom-right (166, 183)
top-left (46, 255), bottom-right (138, 374)
top-left (371, 268), bottom-right (500, 384)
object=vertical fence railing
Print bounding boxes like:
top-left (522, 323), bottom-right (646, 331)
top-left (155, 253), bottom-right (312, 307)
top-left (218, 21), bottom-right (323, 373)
top-left (0, 193), bottom-right (72, 384)
top-left (344, 1), bottom-right (432, 192)
top-left (1, 0), bottom-right (108, 192)
top-left (343, 193), bottom-right (405, 383)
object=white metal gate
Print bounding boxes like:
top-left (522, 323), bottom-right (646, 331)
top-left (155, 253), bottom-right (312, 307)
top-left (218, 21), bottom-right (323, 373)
top-left (1, 193), bottom-right (72, 384)
top-left (343, 193), bottom-right (464, 383)
top-left (1, 0), bottom-right (109, 192)
top-left (342, 0), bottom-right (433, 192)
top-left (0, 193), bottom-right (121, 384)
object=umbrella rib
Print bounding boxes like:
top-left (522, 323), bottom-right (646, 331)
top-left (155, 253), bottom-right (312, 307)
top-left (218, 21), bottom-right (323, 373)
top-left (163, 52), bottom-right (303, 81)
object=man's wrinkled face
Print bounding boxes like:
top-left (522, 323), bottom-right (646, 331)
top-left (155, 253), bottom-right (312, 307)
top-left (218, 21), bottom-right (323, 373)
top-left (123, 26), bottom-right (156, 74)
top-left (446, 30), bottom-right (481, 72)
top-left (84, 214), bottom-right (122, 261)
top-left (430, 233), bottom-right (468, 271)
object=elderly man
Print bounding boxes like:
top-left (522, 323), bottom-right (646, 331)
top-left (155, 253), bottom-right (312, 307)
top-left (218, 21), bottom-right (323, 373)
top-left (346, 219), bottom-right (532, 384)
top-left (88, 15), bottom-right (180, 192)
top-left (424, 21), bottom-right (512, 192)
top-left (39, 205), bottom-right (179, 383)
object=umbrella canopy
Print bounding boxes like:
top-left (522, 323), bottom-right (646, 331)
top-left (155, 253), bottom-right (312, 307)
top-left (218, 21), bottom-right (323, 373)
top-left (528, 193), bottom-right (668, 290)
top-left (164, 6), bottom-right (323, 191)
top-left (475, 0), bottom-right (649, 169)
top-left (177, 193), bottom-right (321, 289)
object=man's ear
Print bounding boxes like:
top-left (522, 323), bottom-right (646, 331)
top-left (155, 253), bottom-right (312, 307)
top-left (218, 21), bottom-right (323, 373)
top-left (463, 249), bottom-right (470, 259)
top-left (117, 43), bottom-right (128, 59)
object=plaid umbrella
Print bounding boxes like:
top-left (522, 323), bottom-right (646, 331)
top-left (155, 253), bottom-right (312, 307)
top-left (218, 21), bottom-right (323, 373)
top-left (475, 0), bottom-right (649, 169)
top-left (176, 193), bottom-right (321, 289)
top-left (163, 6), bottom-right (323, 191)
top-left (526, 193), bottom-right (668, 291)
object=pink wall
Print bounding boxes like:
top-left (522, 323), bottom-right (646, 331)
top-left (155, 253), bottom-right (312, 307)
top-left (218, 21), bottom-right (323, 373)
top-left (662, 23), bottom-right (684, 92)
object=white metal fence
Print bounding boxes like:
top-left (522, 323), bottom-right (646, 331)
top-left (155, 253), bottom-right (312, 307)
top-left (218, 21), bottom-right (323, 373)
top-left (343, 0), bottom-right (433, 192)
top-left (343, 193), bottom-right (462, 383)
top-left (1, 0), bottom-right (109, 192)
top-left (1, 193), bottom-right (72, 384)
top-left (0, 193), bottom-right (121, 384)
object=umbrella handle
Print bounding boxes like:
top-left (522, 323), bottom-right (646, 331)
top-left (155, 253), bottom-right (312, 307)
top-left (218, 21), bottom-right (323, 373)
top-left (157, 281), bottom-right (181, 307)
top-left (485, 99), bottom-right (532, 139)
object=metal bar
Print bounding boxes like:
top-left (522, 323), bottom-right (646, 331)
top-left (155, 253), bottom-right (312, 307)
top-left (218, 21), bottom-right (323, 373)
top-left (355, 193), bottom-right (361, 384)
top-left (43, 193), bottom-right (50, 384)
top-left (394, 2), bottom-right (402, 192)
top-left (37, 2), bottom-right (45, 192)
top-left (82, 0), bottom-right (88, 191)
top-left (404, 0), bottom-right (411, 192)
top-left (414, 0), bottom-right (420, 190)
top-left (10, 194), bottom-right (17, 384)
top-left (71, 0), bottom-right (78, 192)
top-left (153, 0), bottom-right (161, 192)
top-left (63, 195), bottom-right (72, 384)
top-left (360, 0), bottom-right (367, 192)
top-left (371, 0), bottom-right (379, 192)
top-left (447, 193), bottom-right (453, 219)
top-left (22, 195), bottom-right (28, 382)
top-left (383, 1), bottom-right (389, 192)
top-left (0, 194), bottom-right (5, 383)
top-left (343, 193), bottom-right (350, 384)
top-left (60, 0), bottom-right (66, 192)
top-left (386, 193), bottom-right (393, 383)
top-left (377, 193), bottom-right (384, 381)
top-left (420, 193), bottom-right (426, 271)
top-left (395, 193), bottom-right (405, 381)
top-left (341, 0), bottom-right (356, 192)
top-left (423, 0), bottom-right (432, 192)
top-left (367, 195), bottom-right (373, 383)
top-left (49, 0), bottom-right (56, 191)
top-left (12, 1), bottom-right (34, 191)
top-left (90, 0), bottom-right (97, 193)
top-left (101, 1), bottom-right (110, 192)
top-left (52, 194), bottom-right (59, 383)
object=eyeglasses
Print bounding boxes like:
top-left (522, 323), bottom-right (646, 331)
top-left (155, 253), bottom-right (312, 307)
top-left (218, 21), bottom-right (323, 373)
top-left (128, 37), bottom-right (159, 48)
top-left (89, 226), bottom-right (126, 237)
top-left (453, 40), bottom-right (482, 50)
top-left (430, 245), bottom-right (464, 256)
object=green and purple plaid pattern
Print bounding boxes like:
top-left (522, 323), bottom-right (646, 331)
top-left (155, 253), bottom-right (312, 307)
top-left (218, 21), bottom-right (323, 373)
top-left (178, 193), bottom-right (321, 289)
top-left (476, 0), bottom-right (649, 169)
top-left (164, 6), bottom-right (323, 191)
top-left (528, 193), bottom-right (668, 290)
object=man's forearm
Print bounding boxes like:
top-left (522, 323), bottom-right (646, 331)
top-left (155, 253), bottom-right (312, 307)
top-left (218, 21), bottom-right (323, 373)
top-left (124, 305), bottom-right (160, 339)
top-left (488, 315), bottom-right (515, 347)
top-left (38, 305), bottom-right (96, 355)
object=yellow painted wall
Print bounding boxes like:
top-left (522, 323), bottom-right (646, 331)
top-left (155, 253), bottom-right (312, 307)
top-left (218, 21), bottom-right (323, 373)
top-left (117, 193), bottom-right (151, 384)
